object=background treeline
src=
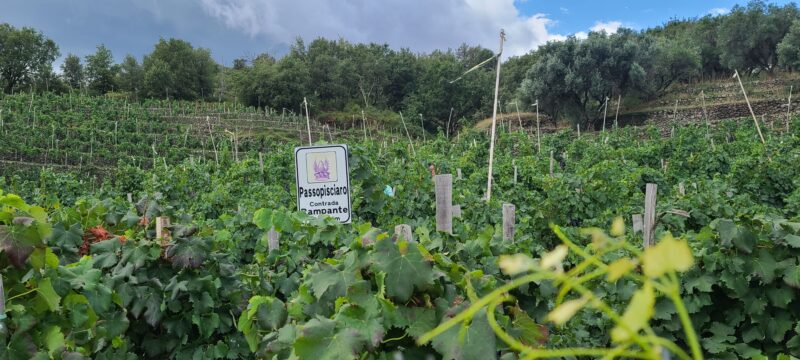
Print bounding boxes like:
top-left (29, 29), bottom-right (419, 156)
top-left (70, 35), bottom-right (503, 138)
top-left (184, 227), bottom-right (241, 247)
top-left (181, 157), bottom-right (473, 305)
top-left (1, 0), bottom-right (799, 130)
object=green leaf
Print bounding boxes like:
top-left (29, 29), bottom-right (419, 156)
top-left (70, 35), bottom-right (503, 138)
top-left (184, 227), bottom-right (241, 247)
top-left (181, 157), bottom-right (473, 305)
top-left (50, 222), bottom-right (84, 255)
top-left (431, 308), bottom-right (496, 360)
top-left (753, 249), bottom-right (778, 284)
top-left (766, 313), bottom-right (793, 343)
top-left (611, 282), bottom-right (655, 342)
top-left (36, 278), bottom-right (61, 311)
top-left (784, 234), bottom-right (800, 248)
top-left (369, 238), bottom-right (433, 302)
top-left (308, 263), bottom-right (357, 302)
top-left (685, 274), bottom-right (715, 293)
top-left (43, 326), bottom-right (65, 356)
top-left (766, 287), bottom-right (794, 308)
top-left (165, 236), bottom-right (209, 269)
top-left (91, 239), bottom-right (121, 269)
top-left (293, 317), bottom-right (363, 360)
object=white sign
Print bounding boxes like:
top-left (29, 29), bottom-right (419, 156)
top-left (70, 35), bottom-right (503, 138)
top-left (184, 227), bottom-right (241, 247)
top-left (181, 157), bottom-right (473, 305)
top-left (294, 145), bottom-right (352, 223)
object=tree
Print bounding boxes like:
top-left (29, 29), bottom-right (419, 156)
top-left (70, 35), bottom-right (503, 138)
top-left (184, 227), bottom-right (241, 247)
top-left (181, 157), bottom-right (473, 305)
top-left (117, 54), bottom-right (143, 97)
top-left (85, 44), bottom-right (118, 94)
top-left (778, 20), bottom-right (800, 71)
top-left (0, 23), bottom-right (59, 93)
top-left (142, 38), bottom-right (218, 100)
top-left (61, 54), bottom-right (84, 90)
top-left (636, 36), bottom-right (701, 98)
top-left (717, 1), bottom-right (799, 72)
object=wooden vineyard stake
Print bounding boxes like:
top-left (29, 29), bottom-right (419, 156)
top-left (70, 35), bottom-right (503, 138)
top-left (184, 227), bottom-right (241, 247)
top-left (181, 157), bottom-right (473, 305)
top-left (399, 112), bottom-right (416, 156)
top-left (267, 227), bottom-right (280, 251)
top-left (679, 182), bottom-right (685, 196)
top-left (535, 100), bottom-right (541, 153)
top-left (643, 183), bottom-right (657, 247)
top-left (602, 96), bottom-right (609, 132)
top-left (434, 174), bottom-right (453, 234)
top-left (303, 97), bottom-right (312, 145)
top-left (502, 203), bottom-right (515, 241)
top-left (394, 224), bottom-right (414, 242)
top-left (453, 205), bottom-right (462, 219)
top-left (127, 193), bottom-right (133, 203)
top-left (787, 85), bottom-right (793, 132)
top-left (485, 29), bottom-right (505, 202)
top-left (457, 168), bottom-right (462, 180)
top-left (701, 90), bottom-right (710, 136)
top-left (549, 150), bottom-right (554, 177)
top-left (614, 94), bottom-right (621, 130)
top-left (577, 123), bottom-right (581, 139)
top-left (259, 152), bottom-right (264, 174)
top-left (632, 214), bottom-right (643, 235)
top-left (733, 70), bottom-right (766, 145)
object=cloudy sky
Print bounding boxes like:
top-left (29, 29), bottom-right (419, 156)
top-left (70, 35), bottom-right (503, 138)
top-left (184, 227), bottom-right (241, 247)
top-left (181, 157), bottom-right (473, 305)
top-left (0, 0), bottom-right (793, 66)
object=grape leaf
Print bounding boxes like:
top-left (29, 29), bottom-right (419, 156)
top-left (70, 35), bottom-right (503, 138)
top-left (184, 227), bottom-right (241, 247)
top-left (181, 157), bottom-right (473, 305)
top-left (431, 308), bottom-right (496, 360)
top-left (294, 317), bottom-right (363, 360)
top-left (369, 238), bottom-right (433, 302)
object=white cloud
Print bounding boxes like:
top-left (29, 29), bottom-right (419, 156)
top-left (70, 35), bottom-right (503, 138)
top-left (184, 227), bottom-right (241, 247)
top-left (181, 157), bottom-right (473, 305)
top-left (708, 7), bottom-right (729, 16)
top-left (560, 7), bottom-right (569, 14)
top-left (199, 0), bottom-right (567, 58)
top-left (589, 21), bottom-right (622, 34)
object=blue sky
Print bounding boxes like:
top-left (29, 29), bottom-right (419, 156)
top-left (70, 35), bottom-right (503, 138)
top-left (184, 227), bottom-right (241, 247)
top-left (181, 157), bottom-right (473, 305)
top-left (0, 0), bottom-right (794, 67)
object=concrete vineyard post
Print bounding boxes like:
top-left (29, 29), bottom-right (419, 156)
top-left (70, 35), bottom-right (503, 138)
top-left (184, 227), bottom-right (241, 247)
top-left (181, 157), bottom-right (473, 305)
top-left (643, 183), bottom-right (657, 247)
top-left (394, 224), bottom-right (414, 242)
top-left (156, 217), bottom-right (171, 243)
top-left (267, 227), bottom-right (280, 252)
top-left (457, 168), bottom-right (462, 180)
top-left (679, 182), bottom-right (685, 196)
top-left (434, 174), bottom-right (453, 234)
top-left (502, 203), bottom-right (515, 241)
top-left (127, 193), bottom-right (133, 203)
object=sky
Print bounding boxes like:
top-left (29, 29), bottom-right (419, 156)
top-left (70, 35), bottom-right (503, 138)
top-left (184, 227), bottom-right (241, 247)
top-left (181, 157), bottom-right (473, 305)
top-left (0, 0), bottom-right (794, 67)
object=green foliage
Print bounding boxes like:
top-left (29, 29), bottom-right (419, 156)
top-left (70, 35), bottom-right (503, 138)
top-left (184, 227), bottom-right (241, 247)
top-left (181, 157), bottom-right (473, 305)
top-left (778, 20), bottom-right (800, 71)
top-left (142, 38), bottom-right (218, 100)
top-left (84, 45), bottom-right (118, 95)
top-left (0, 23), bottom-right (59, 93)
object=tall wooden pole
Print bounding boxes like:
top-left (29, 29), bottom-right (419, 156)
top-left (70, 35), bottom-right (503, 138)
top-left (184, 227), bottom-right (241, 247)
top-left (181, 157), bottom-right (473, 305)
top-left (787, 85), bottom-right (793, 133)
top-left (419, 114), bottom-right (426, 141)
top-left (485, 29), bottom-right (505, 201)
top-left (602, 97), bottom-right (608, 133)
top-left (733, 70), bottom-right (766, 144)
top-left (446, 107), bottom-right (454, 139)
top-left (535, 100), bottom-right (541, 153)
top-left (399, 112), bottom-right (416, 156)
top-left (303, 97), bottom-right (312, 145)
top-left (614, 95), bottom-right (621, 130)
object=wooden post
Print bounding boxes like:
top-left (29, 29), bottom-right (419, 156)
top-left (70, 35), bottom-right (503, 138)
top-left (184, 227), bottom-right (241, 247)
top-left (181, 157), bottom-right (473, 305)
top-left (733, 70), bottom-right (766, 144)
top-left (602, 96), bottom-right (609, 132)
top-left (446, 107), bottom-right (454, 139)
top-left (127, 193), bottom-right (133, 203)
top-left (643, 184), bottom-right (657, 247)
top-left (156, 217), bottom-right (171, 241)
top-left (457, 168), bottom-right (462, 180)
top-left (535, 100), bottom-right (541, 153)
top-left (399, 112), bottom-right (416, 156)
top-left (303, 97), bottom-right (312, 145)
top-left (452, 205), bottom-right (462, 219)
top-left (632, 214), bottom-right (643, 235)
top-left (394, 224), bottom-right (414, 242)
top-left (259, 152), bottom-right (264, 174)
top-left (614, 94), bottom-right (621, 130)
top-left (514, 102), bottom-right (523, 133)
top-left (787, 85), bottom-right (793, 133)
top-left (485, 29), bottom-right (505, 201)
top-left (549, 150), bottom-right (554, 177)
top-left (672, 99), bottom-right (678, 125)
top-left (502, 203), bottom-right (515, 241)
top-left (419, 114), bottom-right (426, 142)
top-left (679, 182), bottom-right (685, 196)
top-left (434, 174), bottom-right (453, 234)
top-left (701, 90), bottom-right (710, 135)
top-left (267, 227), bottom-right (280, 251)
top-left (577, 123), bottom-right (581, 139)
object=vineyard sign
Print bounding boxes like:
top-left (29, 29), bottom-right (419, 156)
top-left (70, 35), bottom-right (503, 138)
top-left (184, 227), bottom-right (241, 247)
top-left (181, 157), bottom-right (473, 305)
top-left (294, 144), bottom-right (352, 223)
